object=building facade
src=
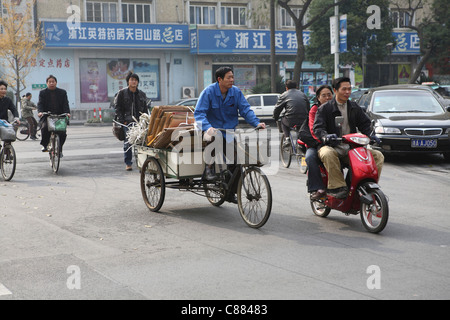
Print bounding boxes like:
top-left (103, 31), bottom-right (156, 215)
top-left (0, 0), bottom-right (429, 118)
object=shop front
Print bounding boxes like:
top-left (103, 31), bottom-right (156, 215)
top-left (27, 20), bottom-right (195, 113)
top-left (190, 27), bottom-right (327, 95)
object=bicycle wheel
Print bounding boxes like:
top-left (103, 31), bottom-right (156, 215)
top-left (49, 134), bottom-right (61, 173)
top-left (140, 157), bottom-right (165, 212)
top-left (15, 122), bottom-right (30, 141)
top-left (237, 166), bottom-right (272, 228)
top-left (204, 180), bottom-right (226, 206)
top-left (0, 143), bottom-right (16, 181)
top-left (280, 135), bottom-right (291, 168)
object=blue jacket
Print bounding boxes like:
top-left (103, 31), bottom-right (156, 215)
top-left (194, 82), bottom-right (260, 131)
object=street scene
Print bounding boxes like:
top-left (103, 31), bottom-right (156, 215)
top-left (1, 0), bottom-right (449, 306)
top-left (0, 124), bottom-right (449, 301)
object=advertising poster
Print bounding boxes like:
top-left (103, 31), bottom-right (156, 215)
top-left (316, 72), bottom-right (327, 85)
top-left (302, 72), bottom-right (314, 85)
top-left (132, 59), bottom-right (160, 100)
top-left (234, 65), bottom-right (256, 95)
top-left (339, 14), bottom-right (347, 53)
top-left (106, 59), bottom-right (133, 96)
top-left (81, 58), bottom-right (161, 100)
top-left (398, 64), bottom-right (411, 84)
top-left (79, 59), bottom-right (109, 103)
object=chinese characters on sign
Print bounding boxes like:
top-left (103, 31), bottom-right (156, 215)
top-left (24, 58), bottom-right (71, 69)
top-left (43, 21), bottom-right (189, 48)
top-left (392, 31), bottom-right (420, 54)
top-left (191, 29), bottom-right (310, 54)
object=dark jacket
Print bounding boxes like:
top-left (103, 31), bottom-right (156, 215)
top-left (313, 98), bottom-right (372, 143)
top-left (37, 87), bottom-right (70, 114)
top-left (273, 88), bottom-right (309, 122)
top-left (114, 88), bottom-right (148, 124)
top-left (0, 96), bottom-right (19, 121)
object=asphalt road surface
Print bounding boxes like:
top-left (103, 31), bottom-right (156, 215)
top-left (1, 125), bottom-right (449, 303)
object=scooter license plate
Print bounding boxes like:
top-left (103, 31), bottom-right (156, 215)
top-left (411, 139), bottom-right (437, 148)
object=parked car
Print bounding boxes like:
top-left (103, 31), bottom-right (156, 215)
top-left (362, 84), bottom-right (450, 161)
top-left (245, 93), bottom-right (280, 117)
top-left (170, 98), bottom-right (198, 108)
top-left (350, 88), bottom-right (369, 101)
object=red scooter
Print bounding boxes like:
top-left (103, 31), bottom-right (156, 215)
top-left (310, 126), bottom-right (389, 233)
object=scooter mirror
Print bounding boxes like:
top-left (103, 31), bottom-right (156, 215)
top-left (335, 116), bottom-right (344, 128)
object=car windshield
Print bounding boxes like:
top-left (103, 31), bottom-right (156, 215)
top-left (371, 90), bottom-right (444, 114)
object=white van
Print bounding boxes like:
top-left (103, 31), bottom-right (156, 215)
top-left (245, 93), bottom-right (280, 117)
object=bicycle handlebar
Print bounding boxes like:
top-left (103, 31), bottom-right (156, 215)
top-left (40, 112), bottom-right (70, 118)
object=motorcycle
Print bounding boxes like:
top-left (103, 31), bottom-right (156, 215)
top-left (310, 118), bottom-right (389, 233)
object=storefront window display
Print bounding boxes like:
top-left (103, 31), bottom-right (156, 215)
top-left (80, 58), bottom-right (160, 103)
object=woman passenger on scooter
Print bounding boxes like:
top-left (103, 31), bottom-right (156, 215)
top-left (299, 85), bottom-right (333, 200)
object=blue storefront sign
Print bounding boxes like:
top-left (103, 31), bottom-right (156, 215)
top-left (190, 28), bottom-right (311, 54)
top-left (42, 21), bottom-right (189, 48)
top-left (42, 20), bottom-right (419, 56)
top-left (392, 31), bottom-right (420, 55)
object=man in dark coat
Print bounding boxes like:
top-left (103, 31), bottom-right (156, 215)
top-left (313, 77), bottom-right (384, 198)
top-left (37, 75), bottom-right (71, 152)
top-left (273, 80), bottom-right (309, 147)
top-left (113, 72), bottom-right (148, 170)
top-left (0, 80), bottom-right (19, 123)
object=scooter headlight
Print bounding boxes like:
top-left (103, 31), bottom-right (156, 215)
top-left (349, 136), bottom-right (370, 145)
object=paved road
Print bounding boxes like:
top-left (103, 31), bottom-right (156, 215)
top-left (1, 125), bottom-right (449, 303)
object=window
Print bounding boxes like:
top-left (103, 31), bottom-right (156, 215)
top-left (220, 6), bottom-right (246, 26)
top-left (189, 5), bottom-right (216, 25)
top-left (122, 3), bottom-right (151, 23)
top-left (86, 2), bottom-right (117, 22)
top-left (391, 10), bottom-right (414, 28)
top-left (280, 7), bottom-right (307, 27)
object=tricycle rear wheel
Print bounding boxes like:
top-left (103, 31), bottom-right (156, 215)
top-left (140, 157), bottom-right (165, 212)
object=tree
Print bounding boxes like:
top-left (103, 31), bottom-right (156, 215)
top-left (0, 0), bottom-right (44, 108)
top-left (276, 0), bottom-right (348, 84)
top-left (392, 0), bottom-right (450, 83)
top-left (306, 0), bottom-right (394, 75)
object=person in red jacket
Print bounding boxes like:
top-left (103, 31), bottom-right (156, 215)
top-left (300, 85), bottom-right (333, 199)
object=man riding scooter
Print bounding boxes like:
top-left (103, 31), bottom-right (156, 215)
top-left (313, 77), bottom-right (384, 199)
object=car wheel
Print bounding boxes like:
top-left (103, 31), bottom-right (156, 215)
top-left (443, 152), bottom-right (450, 162)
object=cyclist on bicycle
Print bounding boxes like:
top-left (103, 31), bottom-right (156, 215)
top-left (0, 80), bottom-right (20, 124)
top-left (194, 66), bottom-right (265, 202)
top-left (273, 80), bottom-right (309, 148)
top-left (37, 75), bottom-right (71, 153)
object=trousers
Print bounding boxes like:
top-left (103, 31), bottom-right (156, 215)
top-left (318, 145), bottom-right (384, 190)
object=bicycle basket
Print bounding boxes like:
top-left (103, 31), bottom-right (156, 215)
top-left (47, 116), bottom-right (67, 132)
top-left (236, 131), bottom-right (269, 166)
top-left (0, 121), bottom-right (16, 142)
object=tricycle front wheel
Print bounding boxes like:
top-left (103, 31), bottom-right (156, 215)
top-left (140, 157), bottom-right (165, 212)
top-left (237, 166), bottom-right (272, 228)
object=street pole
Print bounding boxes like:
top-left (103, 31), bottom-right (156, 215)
top-left (270, 0), bottom-right (276, 92)
top-left (334, 0), bottom-right (339, 79)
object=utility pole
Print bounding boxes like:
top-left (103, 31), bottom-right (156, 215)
top-left (270, 0), bottom-right (276, 92)
top-left (334, 0), bottom-right (339, 79)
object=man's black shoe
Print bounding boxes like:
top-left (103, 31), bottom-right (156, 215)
top-left (41, 146), bottom-right (48, 152)
top-left (227, 194), bottom-right (238, 204)
top-left (205, 166), bottom-right (216, 181)
top-left (327, 186), bottom-right (348, 199)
